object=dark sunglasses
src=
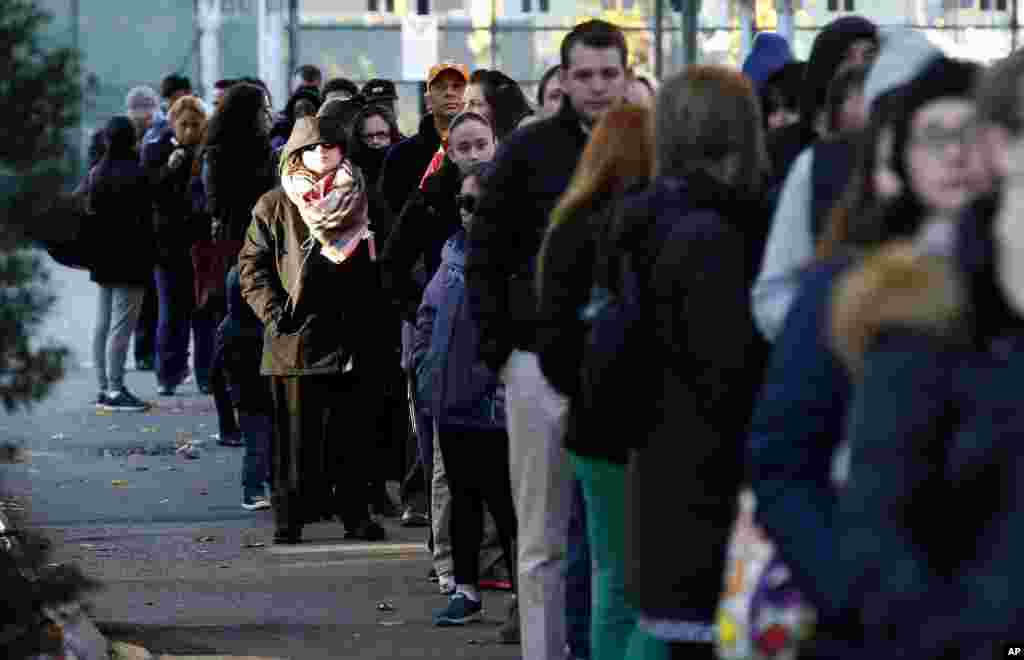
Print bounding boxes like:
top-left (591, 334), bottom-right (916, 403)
top-left (303, 142), bottom-right (339, 152)
top-left (456, 194), bottom-right (478, 214)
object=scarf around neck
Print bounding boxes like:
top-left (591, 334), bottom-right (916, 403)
top-left (281, 158), bottom-right (376, 265)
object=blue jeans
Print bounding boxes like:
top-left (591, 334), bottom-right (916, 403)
top-left (154, 263), bottom-right (216, 388)
top-left (567, 478), bottom-right (593, 659)
top-left (238, 411), bottom-right (272, 500)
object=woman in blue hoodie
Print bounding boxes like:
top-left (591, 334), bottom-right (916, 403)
top-left (413, 161), bottom-right (517, 628)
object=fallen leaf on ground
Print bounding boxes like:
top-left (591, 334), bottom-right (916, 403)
top-left (140, 426), bottom-right (158, 433)
top-left (195, 536), bottom-right (217, 543)
top-left (111, 480), bottom-right (128, 487)
top-left (96, 409), bottom-right (112, 416)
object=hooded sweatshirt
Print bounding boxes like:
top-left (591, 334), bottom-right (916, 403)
top-left (766, 15), bottom-right (877, 184)
top-left (742, 32), bottom-right (794, 94)
top-left (752, 26), bottom-right (940, 342)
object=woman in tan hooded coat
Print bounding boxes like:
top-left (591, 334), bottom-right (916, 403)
top-left (239, 116), bottom-right (390, 544)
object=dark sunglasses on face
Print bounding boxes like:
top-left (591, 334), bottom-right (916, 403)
top-left (304, 143), bottom-right (339, 153)
top-left (456, 194), bottom-right (478, 214)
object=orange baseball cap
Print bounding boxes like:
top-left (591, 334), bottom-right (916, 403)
top-left (427, 62), bottom-right (470, 86)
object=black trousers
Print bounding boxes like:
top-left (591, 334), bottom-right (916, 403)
top-left (269, 372), bottom-right (373, 533)
top-left (438, 424), bottom-right (517, 587)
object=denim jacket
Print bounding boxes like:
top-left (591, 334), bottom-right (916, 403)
top-left (413, 229), bottom-right (506, 430)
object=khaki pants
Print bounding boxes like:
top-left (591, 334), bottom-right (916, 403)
top-left (501, 350), bottom-right (573, 660)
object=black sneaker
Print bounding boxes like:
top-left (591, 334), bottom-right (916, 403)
top-left (102, 389), bottom-right (149, 412)
top-left (400, 507), bottom-right (429, 528)
top-left (95, 392), bottom-right (110, 408)
top-left (497, 597), bottom-right (520, 644)
top-left (345, 520), bottom-right (387, 541)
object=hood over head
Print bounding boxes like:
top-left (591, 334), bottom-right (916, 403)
top-left (800, 15), bottom-right (877, 128)
top-left (743, 32), bottom-right (794, 93)
top-left (282, 116), bottom-right (336, 164)
top-left (863, 28), bottom-right (941, 113)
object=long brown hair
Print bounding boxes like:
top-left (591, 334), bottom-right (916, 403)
top-left (548, 104), bottom-right (655, 233)
top-left (655, 65), bottom-right (768, 197)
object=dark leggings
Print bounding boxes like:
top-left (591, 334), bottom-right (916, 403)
top-left (437, 424), bottom-right (517, 587)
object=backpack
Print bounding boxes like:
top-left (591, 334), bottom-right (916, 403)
top-left (44, 167), bottom-right (98, 270)
top-left (577, 198), bottom-right (679, 445)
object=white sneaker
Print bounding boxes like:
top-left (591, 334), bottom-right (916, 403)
top-left (438, 574), bottom-right (456, 595)
top-left (242, 496), bottom-right (271, 511)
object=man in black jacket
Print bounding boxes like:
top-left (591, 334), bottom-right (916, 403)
top-left (465, 19), bottom-right (629, 660)
top-left (377, 62), bottom-right (469, 215)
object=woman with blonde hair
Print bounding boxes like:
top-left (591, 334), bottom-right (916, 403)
top-left (619, 66), bottom-right (771, 659)
top-left (535, 103), bottom-right (655, 660)
top-left (144, 94), bottom-right (217, 396)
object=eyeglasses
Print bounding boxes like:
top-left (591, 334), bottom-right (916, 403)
top-left (456, 194), bottom-right (478, 214)
top-left (911, 125), bottom-right (974, 154)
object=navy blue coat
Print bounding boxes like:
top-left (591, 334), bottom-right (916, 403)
top-left (747, 256), bottom-right (858, 630)
top-left (833, 207), bottom-right (1024, 660)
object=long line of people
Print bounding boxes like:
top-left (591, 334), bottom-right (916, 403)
top-left (74, 16), bottom-right (1024, 660)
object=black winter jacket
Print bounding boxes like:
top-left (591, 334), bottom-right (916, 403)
top-left (466, 100), bottom-right (589, 372)
top-left (377, 113), bottom-right (442, 216)
top-left (88, 156), bottom-right (156, 287)
top-left (382, 158), bottom-right (462, 322)
top-left (622, 175), bottom-right (764, 624)
top-left (144, 133), bottom-right (207, 265)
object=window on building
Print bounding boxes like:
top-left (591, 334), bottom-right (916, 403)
top-left (367, 0), bottom-right (395, 11)
top-left (522, 0), bottom-right (549, 12)
top-left (827, 0), bottom-right (855, 9)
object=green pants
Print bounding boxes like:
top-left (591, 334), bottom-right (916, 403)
top-left (571, 452), bottom-right (646, 660)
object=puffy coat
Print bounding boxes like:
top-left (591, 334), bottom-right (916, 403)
top-left (413, 229), bottom-right (505, 430)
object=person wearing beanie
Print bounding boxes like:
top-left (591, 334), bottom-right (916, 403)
top-left (828, 56), bottom-right (990, 659)
top-left (742, 32), bottom-right (794, 95)
top-left (767, 15), bottom-right (878, 184)
top-left (753, 26), bottom-right (944, 343)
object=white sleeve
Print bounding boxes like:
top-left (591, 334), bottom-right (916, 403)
top-left (751, 148), bottom-right (815, 341)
